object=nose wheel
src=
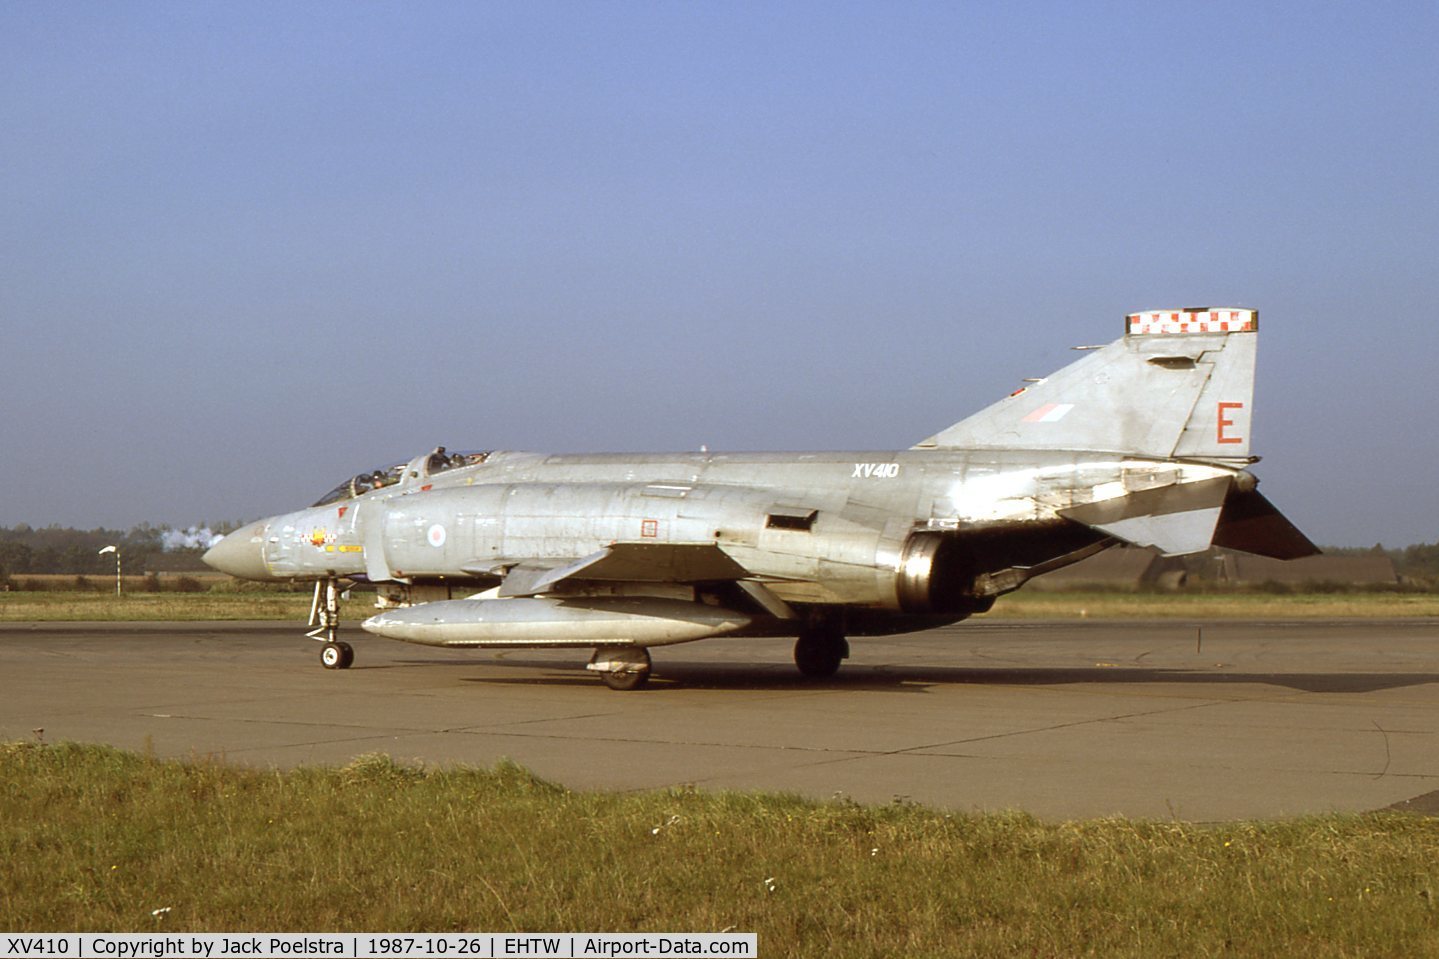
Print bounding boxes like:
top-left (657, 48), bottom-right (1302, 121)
top-left (307, 577), bottom-right (354, 669)
top-left (321, 641), bottom-right (354, 669)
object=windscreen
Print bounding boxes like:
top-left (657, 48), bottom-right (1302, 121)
top-left (310, 451), bottom-right (492, 506)
top-left (311, 462), bottom-right (407, 507)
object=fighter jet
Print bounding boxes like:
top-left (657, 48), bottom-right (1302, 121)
top-left (204, 307), bottom-right (1316, 689)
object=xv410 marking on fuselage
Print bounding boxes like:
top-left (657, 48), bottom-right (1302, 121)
top-left (204, 307), bottom-right (1316, 689)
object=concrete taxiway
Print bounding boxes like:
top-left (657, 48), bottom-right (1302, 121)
top-left (2, 619), bottom-right (1437, 820)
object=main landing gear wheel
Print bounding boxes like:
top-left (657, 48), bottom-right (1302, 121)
top-left (321, 641), bottom-right (354, 670)
top-left (794, 628), bottom-right (849, 679)
top-left (601, 668), bottom-right (650, 691)
top-left (588, 647), bottom-right (652, 691)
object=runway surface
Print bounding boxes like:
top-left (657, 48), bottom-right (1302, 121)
top-left (3, 619), bottom-right (1437, 821)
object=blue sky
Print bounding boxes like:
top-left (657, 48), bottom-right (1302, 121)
top-left (2, 1), bottom-right (1436, 546)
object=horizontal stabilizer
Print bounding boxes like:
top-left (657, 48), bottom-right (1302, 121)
top-left (1059, 477), bottom-right (1232, 556)
top-left (499, 542), bottom-right (750, 597)
top-left (1212, 488), bottom-right (1321, 560)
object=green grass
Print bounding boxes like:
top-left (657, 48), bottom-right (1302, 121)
top-left (993, 589), bottom-right (1439, 619)
top-left (2, 742), bottom-right (1438, 956)
top-left (0, 591), bottom-right (313, 621)
top-left (3, 588), bottom-right (1437, 622)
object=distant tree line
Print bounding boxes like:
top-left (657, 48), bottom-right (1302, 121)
top-left (4, 523), bottom-right (1439, 583)
top-left (1322, 543), bottom-right (1439, 581)
top-left (0, 522), bottom-right (244, 581)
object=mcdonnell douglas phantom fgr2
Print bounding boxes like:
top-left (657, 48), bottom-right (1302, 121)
top-left (205, 308), bottom-right (1316, 689)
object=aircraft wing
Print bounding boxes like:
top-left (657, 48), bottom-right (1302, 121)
top-left (492, 542), bottom-right (753, 598)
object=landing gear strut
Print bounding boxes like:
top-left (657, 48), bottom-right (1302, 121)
top-left (794, 625), bottom-right (848, 679)
top-left (588, 647), bottom-right (652, 691)
top-left (307, 576), bottom-right (353, 669)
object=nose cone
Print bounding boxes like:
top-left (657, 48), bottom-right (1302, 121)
top-left (202, 522), bottom-right (271, 580)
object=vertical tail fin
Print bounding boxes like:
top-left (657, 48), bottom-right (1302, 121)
top-left (913, 308), bottom-right (1258, 462)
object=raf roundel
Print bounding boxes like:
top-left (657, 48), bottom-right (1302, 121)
top-left (427, 524), bottom-right (447, 548)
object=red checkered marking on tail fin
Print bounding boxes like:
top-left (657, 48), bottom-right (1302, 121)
top-left (1127, 308), bottom-right (1257, 335)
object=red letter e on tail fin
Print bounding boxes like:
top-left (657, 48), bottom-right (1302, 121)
top-left (1217, 402), bottom-right (1244, 445)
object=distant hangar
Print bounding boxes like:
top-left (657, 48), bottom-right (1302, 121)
top-left (1031, 547), bottom-right (1399, 590)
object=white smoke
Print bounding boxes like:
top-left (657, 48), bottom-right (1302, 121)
top-left (162, 526), bottom-right (224, 551)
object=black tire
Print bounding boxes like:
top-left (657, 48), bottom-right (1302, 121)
top-left (321, 642), bottom-right (353, 670)
top-left (794, 630), bottom-right (848, 678)
top-left (600, 669), bottom-right (650, 691)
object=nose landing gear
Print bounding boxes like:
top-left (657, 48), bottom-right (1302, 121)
top-left (307, 576), bottom-right (354, 669)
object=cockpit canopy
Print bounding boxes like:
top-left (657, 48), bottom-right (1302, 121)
top-left (311, 448), bottom-right (492, 507)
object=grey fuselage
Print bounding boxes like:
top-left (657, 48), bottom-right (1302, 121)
top-left (202, 318), bottom-right (1316, 676)
top-left (216, 447), bottom-right (1232, 623)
